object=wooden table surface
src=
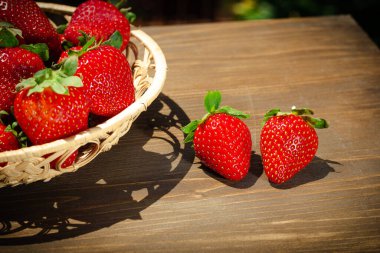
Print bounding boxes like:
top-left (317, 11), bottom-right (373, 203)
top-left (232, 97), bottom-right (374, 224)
top-left (1, 15), bottom-right (380, 253)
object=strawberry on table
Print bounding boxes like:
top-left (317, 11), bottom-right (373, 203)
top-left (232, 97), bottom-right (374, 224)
top-left (14, 56), bottom-right (90, 168)
top-left (260, 107), bottom-right (328, 184)
top-left (63, 0), bottom-right (131, 51)
top-left (182, 91), bottom-right (252, 181)
top-left (59, 38), bottom-right (135, 117)
top-left (0, 0), bottom-right (62, 62)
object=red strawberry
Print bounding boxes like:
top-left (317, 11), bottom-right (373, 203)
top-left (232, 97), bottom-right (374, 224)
top-left (59, 42), bottom-right (135, 117)
top-left (63, 0), bottom-right (131, 51)
top-left (0, 111), bottom-right (20, 166)
top-left (260, 107), bottom-right (328, 184)
top-left (0, 122), bottom-right (18, 153)
top-left (0, 0), bottom-right (62, 61)
top-left (0, 46), bottom-right (45, 112)
top-left (14, 56), bottom-right (90, 168)
top-left (182, 91), bottom-right (252, 181)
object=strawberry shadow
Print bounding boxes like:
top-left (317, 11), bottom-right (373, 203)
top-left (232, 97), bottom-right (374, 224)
top-left (0, 93), bottom-right (195, 245)
top-left (199, 152), bottom-right (264, 189)
top-left (270, 157), bottom-right (340, 189)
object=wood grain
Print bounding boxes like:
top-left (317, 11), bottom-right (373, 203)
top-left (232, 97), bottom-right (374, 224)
top-left (1, 16), bottom-right (380, 252)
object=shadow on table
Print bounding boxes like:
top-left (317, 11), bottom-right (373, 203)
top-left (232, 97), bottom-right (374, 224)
top-left (201, 154), bottom-right (338, 190)
top-left (270, 157), bottom-right (340, 189)
top-left (0, 93), bottom-right (195, 245)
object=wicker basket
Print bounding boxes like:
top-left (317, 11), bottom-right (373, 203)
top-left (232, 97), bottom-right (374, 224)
top-left (0, 3), bottom-right (167, 188)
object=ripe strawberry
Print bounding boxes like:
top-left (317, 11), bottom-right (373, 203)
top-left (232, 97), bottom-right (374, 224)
top-left (0, 119), bottom-right (18, 153)
top-left (14, 56), bottom-right (90, 168)
top-left (182, 91), bottom-right (252, 181)
top-left (0, 111), bottom-right (20, 166)
top-left (260, 107), bottom-right (328, 184)
top-left (0, 46), bottom-right (46, 112)
top-left (63, 0), bottom-right (131, 51)
top-left (59, 42), bottom-right (135, 117)
top-left (0, 0), bottom-right (62, 61)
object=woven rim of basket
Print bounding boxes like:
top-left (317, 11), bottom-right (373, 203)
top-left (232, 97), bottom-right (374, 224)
top-left (0, 3), bottom-right (167, 163)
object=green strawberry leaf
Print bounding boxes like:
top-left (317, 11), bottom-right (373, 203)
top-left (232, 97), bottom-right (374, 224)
top-left (217, 106), bottom-right (250, 119)
top-left (51, 82), bottom-right (69, 95)
top-left (181, 120), bottom-right (200, 134)
top-left (20, 43), bottom-right (49, 61)
top-left (102, 30), bottom-right (123, 49)
top-left (291, 107), bottom-right (314, 116)
top-left (303, 116), bottom-right (329, 129)
top-left (27, 84), bottom-right (45, 96)
top-left (261, 108), bottom-right (280, 126)
top-left (34, 69), bottom-right (52, 84)
top-left (184, 131), bottom-right (195, 143)
top-left (124, 11), bottom-right (137, 23)
top-left (62, 56), bottom-right (79, 76)
top-left (0, 28), bottom-right (19, 47)
top-left (264, 108), bottom-right (281, 118)
top-left (56, 24), bottom-right (67, 34)
top-left (204, 91), bottom-right (221, 113)
top-left (62, 40), bottom-right (75, 51)
top-left (60, 76), bottom-right (83, 88)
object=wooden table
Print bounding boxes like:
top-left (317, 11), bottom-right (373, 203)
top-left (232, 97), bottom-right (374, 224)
top-left (1, 16), bottom-right (379, 252)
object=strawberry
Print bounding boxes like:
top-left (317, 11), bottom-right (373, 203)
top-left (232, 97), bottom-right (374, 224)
top-left (0, 0), bottom-right (62, 61)
top-left (0, 111), bottom-right (19, 153)
top-left (0, 111), bottom-right (20, 166)
top-left (182, 91), bottom-right (252, 181)
top-left (14, 56), bottom-right (90, 168)
top-left (0, 27), bottom-right (48, 113)
top-left (260, 107), bottom-right (328, 184)
top-left (59, 40), bottom-right (135, 117)
top-left (0, 44), bottom-right (46, 112)
top-left (63, 0), bottom-right (131, 51)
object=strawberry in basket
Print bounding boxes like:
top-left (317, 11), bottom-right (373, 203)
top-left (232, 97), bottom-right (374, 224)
top-left (63, 0), bottom-right (133, 52)
top-left (14, 56), bottom-right (90, 168)
top-left (0, 0), bottom-right (62, 62)
top-left (260, 107), bottom-right (328, 184)
top-left (0, 22), bottom-right (47, 113)
top-left (59, 37), bottom-right (135, 117)
top-left (0, 112), bottom-right (19, 153)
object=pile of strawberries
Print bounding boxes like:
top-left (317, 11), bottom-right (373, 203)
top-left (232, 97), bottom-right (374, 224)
top-left (0, 0), bottom-right (136, 168)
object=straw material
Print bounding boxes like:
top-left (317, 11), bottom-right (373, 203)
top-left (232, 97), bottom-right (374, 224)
top-left (0, 3), bottom-right (167, 187)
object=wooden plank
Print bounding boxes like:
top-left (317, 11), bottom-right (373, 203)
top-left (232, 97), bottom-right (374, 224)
top-left (1, 16), bottom-right (380, 252)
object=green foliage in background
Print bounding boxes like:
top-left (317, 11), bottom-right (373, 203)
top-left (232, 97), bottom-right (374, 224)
top-left (230, 0), bottom-right (337, 20)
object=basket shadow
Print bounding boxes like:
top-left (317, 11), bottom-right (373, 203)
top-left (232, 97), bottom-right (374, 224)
top-left (270, 156), bottom-right (340, 189)
top-left (0, 93), bottom-right (194, 245)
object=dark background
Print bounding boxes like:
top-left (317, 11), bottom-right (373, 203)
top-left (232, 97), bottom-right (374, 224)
top-left (42, 0), bottom-right (380, 46)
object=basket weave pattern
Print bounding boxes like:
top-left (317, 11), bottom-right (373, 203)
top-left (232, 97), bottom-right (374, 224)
top-left (0, 3), bottom-right (167, 188)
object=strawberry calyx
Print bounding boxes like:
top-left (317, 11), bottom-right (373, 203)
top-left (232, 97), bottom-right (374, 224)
top-left (19, 43), bottom-right (50, 62)
top-left (182, 91), bottom-right (250, 143)
top-left (74, 30), bottom-right (123, 52)
top-left (0, 21), bottom-right (22, 48)
top-left (16, 55), bottom-right (83, 96)
top-left (262, 106), bottom-right (329, 129)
